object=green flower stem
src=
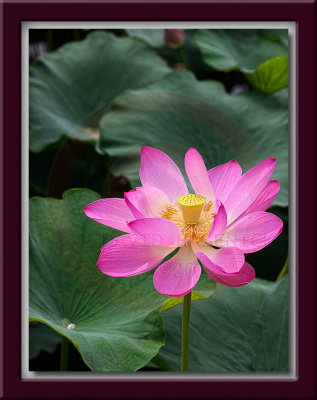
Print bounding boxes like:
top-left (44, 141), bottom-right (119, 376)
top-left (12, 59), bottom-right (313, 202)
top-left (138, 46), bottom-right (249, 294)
top-left (276, 255), bottom-right (289, 282)
top-left (181, 292), bottom-right (192, 371)
top-left (60, 336), bottom-right (69, 371)
top-left (178, 48), bottom-right (190, 70)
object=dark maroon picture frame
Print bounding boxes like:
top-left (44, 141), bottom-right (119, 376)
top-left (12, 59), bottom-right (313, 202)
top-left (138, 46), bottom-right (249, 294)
top-left (1, 0), bottom-right (316, 399)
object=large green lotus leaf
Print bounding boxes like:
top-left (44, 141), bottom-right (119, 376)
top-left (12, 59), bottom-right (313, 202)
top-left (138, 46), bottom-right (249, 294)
top-left (194, 29), bottom-right (288, 93)
top-left (159, 277), bottom-right (288, 371)
top-left (29, 31), bottom-right (170, 152)
top-left (98, 71), bottom-right (288, 207)
top-left (29, 189), bottom-right (169, 371)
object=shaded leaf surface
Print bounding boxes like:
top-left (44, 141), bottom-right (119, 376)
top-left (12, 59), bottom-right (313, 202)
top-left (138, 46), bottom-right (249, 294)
top-left (29, 323), bottom-right (62, 359)
top-left (29, 31), bottom-right (170, 152)
top-left (194, 29), bottom-right (288, 93)
top-left (126, 29), bottom-right (164, 48)
top-left (99, 71), bottom-right (288, 206)
top-left (194, 29), bottom-right (287, 73)
top-left (159, 278), bottom-right (288, 371)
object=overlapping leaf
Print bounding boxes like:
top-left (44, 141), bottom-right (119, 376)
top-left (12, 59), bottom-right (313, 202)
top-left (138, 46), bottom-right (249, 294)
top-left (29, 31), bottom-right (170, 152)
top-left (126, 29), bottom-right (164, 48)
top-left (29, 323), bottom-right (62, 359)
top-left (159, 277), bottom-right (289, 371)
top-left (194, 29), bottom-right (288, 93)
top-left (245, 56), bottom-right (288, 94)
top-left (98, 70), bottom-right (288, 206)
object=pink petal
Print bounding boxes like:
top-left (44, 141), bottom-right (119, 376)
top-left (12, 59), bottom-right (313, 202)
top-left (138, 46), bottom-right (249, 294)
top-left (207, 201), bottom-right (227, 242)
top-left (216, 211), bottom-right (283, 253)
top-left (84, 198), bottom-right (134, 233)
top-left (208, 160), bottom-right (242, 204)
top-left (128, 217), bottom-right (184, 247)
top-left (225, 158), bottom-right (276, 225)
top-left (97, 234), bottom-right (173, 277)
top-left (140, 147), bottom-right (188, 203)
top-left (124, 186), bottom-right (170, 219)
top-left (153, 245), bottom-right (201, 297)
top-left (185, 148), bottom-right (215, 203)
top-left (124, 192), bottom-right (144, 220)
top-left (193, 244), bottom-right (245, 274)
top-left (235, 180), bottom-right (280, 221)
top-left (195, 241), bottom-right (254, 286)
top-left (204, 262), bottom-right (255, 287)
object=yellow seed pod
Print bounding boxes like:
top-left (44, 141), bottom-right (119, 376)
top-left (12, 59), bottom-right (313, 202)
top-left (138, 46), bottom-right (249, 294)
top-left (177, 194), bottom-right (206, 225)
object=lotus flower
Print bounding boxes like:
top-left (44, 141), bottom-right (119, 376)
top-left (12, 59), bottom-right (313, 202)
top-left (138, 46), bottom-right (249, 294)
top-left (164, 29), bottom-right (185, 49)
top-left (84, 147), bottom-right (283, 297)
top-left (174, 62), bottom-right (187, 70)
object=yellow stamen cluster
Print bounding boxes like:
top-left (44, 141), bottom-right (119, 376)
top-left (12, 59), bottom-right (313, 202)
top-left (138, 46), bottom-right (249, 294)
top-left (161, 198), bottom-right (215, 244)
